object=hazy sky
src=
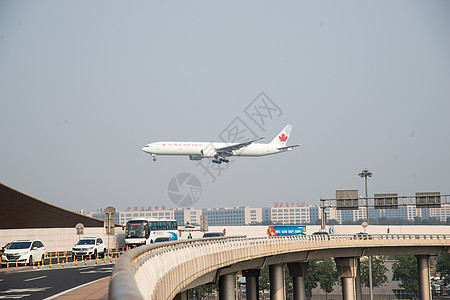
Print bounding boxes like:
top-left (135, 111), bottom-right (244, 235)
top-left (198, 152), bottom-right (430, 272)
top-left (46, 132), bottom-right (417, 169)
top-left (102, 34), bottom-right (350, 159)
top-left (1, 1), bottom-right (449, 212)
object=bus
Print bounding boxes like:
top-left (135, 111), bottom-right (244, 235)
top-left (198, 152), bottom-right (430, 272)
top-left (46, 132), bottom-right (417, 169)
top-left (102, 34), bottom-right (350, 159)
top-left (268, 225), bottom-right (306, 237)
top-left (125, 218), bottom-right (178, 248)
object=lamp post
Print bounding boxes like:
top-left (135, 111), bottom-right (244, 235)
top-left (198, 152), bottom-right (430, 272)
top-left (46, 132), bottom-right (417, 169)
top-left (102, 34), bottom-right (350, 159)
top-left (358, 168), bottom-right (373, 223)
top-left (358, 168), bottom-right (373, 300)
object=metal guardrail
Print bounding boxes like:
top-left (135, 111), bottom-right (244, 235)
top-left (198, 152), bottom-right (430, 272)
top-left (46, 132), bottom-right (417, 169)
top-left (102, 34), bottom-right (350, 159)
top-left (109, 234), bottom-right (450, 300)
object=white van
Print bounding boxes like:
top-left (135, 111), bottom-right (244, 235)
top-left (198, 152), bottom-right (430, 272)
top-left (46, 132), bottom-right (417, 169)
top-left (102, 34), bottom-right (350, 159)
top-left (1, 240), bottom-right (46, 266)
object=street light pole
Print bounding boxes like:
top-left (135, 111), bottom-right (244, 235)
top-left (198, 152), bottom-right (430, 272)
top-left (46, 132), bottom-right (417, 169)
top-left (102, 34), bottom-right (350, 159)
top-left (358, 168), bottom-right (374, 300)
top-left (320, 198), bottom-right (326, 231)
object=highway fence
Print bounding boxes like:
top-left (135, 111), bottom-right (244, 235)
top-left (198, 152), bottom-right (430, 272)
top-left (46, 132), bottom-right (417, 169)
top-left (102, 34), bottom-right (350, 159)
top-left (109, 234), bottom-right (450, 300)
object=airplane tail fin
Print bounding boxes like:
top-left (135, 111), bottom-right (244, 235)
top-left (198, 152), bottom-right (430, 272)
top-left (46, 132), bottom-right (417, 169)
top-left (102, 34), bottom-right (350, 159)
top-left (270, 124), bottom-right (293, 147)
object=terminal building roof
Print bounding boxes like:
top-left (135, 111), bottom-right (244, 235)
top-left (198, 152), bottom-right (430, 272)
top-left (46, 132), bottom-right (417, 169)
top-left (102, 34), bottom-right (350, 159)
top-left (0, 183), bottom-right (104, 229)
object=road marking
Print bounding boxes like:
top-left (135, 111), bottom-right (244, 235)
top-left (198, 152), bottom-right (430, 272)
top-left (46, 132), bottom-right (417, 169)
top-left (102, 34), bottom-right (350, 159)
top-left (0, 287), bottom-right (51, 299)
top-left (0, 294), bottom-right (31, 299)
top-left (42, 277), bottom-right (108, 300)
top-left (80, 268), bottom-right (112, 274)
top-left (0, 288), bottom-right (50, 293)
top-left (79, 266), bottom-right (114, 274)
top-left (24, 275), bottom-right (47, 282)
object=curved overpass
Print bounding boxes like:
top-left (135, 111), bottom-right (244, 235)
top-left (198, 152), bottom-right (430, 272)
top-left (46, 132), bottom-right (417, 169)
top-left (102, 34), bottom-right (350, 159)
top-left (110, 234), bottom-right (450, 300)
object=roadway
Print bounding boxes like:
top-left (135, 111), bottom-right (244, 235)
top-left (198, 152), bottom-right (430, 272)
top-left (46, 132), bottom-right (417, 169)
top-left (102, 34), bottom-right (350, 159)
top-left (0, 256), bottom-right (116, 299)
top-left (0, 265), bottom-right (112, 299)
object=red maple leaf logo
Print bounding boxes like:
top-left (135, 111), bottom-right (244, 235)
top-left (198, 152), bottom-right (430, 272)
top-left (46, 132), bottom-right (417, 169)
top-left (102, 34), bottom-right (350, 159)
top-left (279, 133), bottom-right (288, 142)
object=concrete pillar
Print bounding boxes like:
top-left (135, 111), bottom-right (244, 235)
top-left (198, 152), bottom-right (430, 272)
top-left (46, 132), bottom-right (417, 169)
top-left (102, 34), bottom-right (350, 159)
top-left (355, 258), bottom-right (362, 300)
top-left (269, 264), bottom-right (285, 300)
top-left (342, 277), bottom-right (355, 300)
top-left (287, 262), bottom-right (308, 300)
top-left (335, 257), bottom-right (358, 300)
top-left (416, 255), bottom-right (431, 300)
top-left (292, 276), bottom-right (306, 300)
top-left (173, 290), bottom-right (188, 300)
top-left (242, 269), bottom-right (260, 300)
top-left (219, 273), bottom-right (236, 300)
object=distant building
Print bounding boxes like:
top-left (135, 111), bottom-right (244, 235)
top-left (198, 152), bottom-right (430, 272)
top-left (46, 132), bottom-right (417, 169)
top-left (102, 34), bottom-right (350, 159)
top-left (88, 206), bottom-right (262, 226)
top-left (87, 203), bottom-right (450, 226)
top-left (90, 207), bottom-right (174, 225)
top-left (173, 207), bottom-right (203, 225)
top-left (262, 204), bottom-right (317, 224)
top-left (202, 207), bottom-right (262, 226)
top-left (377, 205), bottom-right (421, 221)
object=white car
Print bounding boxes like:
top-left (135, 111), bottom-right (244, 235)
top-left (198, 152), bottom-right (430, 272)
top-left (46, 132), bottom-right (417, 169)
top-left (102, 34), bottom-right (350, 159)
top-left (1, 240), bottom-right (46, 266)
top-left (72, 237), bottom-right (106, 258)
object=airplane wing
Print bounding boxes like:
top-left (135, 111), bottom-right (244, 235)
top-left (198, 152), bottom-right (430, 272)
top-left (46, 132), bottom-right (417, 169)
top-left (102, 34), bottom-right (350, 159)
top-left (215, 137), bottom-right (265, 157)
top-left (277, 144), bottom-right (301, 150)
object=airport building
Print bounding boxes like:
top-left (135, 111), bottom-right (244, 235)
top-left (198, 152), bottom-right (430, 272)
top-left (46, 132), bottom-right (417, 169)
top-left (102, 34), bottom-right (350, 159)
top-left (90, 206), bottom-right (175, 225)
top-left (422, 205), bottom-right (450, 222)
top-left (90, 206), bottom-right (262, 226)
top-left (87, 203), bottom-right (450, 226)
top-left (201, 207), bottom-right (262, 226)
top-left (262, 204), bottom-right (320, 224)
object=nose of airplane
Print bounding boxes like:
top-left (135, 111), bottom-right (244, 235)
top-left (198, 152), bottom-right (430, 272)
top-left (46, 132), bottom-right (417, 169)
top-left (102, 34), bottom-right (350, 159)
top-left (142, 145), bottom-right (149, 152)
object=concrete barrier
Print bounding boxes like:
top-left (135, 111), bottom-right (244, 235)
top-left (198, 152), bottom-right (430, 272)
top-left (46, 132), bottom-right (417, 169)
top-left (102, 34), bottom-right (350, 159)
top-left (109, 234), bottom-right (450, 300)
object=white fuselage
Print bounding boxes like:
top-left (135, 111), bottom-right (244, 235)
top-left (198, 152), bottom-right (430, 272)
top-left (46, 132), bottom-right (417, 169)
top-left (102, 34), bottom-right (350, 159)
top-left (142, 142), bottom-right (287, 158)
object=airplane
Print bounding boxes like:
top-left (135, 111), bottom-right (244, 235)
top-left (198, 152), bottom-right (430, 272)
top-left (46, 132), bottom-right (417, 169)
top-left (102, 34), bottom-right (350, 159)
top-left (142, 124), bottom-right (300, 164)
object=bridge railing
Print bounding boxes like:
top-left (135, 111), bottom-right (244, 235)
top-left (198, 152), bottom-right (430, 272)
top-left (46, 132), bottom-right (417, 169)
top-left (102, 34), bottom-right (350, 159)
top-left (109, 234), bottom-right (450, 300)
top-left (109, 236), bottom-right (247, 300)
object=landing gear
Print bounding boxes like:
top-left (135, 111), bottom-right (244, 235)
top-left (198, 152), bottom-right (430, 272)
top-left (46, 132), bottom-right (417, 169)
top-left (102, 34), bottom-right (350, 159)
top-left (212, 157), bottom-right (229, 164)
top-left (152, 154), bottom-right (157, 161)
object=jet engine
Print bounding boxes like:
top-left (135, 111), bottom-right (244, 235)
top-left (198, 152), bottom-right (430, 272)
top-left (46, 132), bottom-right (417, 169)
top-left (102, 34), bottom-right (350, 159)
top-left (189, 152), bottom-right (203, 160)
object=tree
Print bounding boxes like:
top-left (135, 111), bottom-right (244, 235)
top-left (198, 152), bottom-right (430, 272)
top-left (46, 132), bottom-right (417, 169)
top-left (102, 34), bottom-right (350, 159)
top-left (258, 265), bottom-right (294, 297)
top-left (258, 265), bottom-right (270, 294)
top-left (305, 259), bottom-right (320, 298)
top-left (317, 258), bottom-right (338, 299)
top-left (284, 265), bottom-right (293, 296)
top-left (326, 219), bottom-right (340, 225)
top-left (189, 282), bottom-right (217, 299)
top-left (360, 256), bottom-right (388, 288)
top-left (421, 217), bottom-right (442, 225)
top-left (437, 253), bottom-right (450, 285)
top-left (392, 255), bottom-right (419, 298)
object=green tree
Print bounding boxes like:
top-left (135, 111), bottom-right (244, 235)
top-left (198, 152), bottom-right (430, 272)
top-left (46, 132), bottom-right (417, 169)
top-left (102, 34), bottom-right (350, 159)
top-left (317, 258), bottom-right (338, 299)
top-left (189, 282), bottom-right (217, 299)
top-left (284, 265), bottom-right (293, 296)
top-left (326, 219), bottom-right (340, 225)
top-left (437, 253), bottom-right (450, 285)
top-left (258, 265), bottom-right (294, 297)
top-left (360, 256), bottom-right (388, 288)
top-left (258, 265), bottom-right (270, 294)
top-left (392, 255), bottom-right (419, 298)
top-left (305, 259), bottom-right (320, 298)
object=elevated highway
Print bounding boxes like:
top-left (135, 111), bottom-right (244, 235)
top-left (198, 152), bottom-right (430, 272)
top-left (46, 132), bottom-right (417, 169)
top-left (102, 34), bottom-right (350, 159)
top-left (110, 234), bottom-right (450, 300)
